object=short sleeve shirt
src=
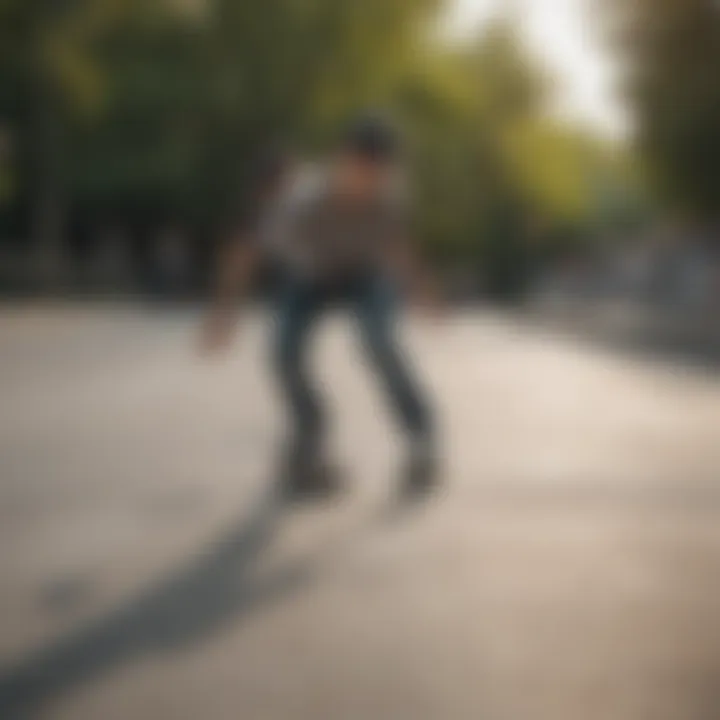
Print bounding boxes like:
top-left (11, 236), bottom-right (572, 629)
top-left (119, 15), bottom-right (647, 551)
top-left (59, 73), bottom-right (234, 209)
top-left (260, 164), bottom-right (409, 280)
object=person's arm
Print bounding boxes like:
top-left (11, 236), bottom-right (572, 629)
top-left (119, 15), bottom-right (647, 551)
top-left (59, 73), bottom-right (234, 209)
top-left (381, 172), bottom-right (442, 313)
top-left (388, 237), bottom-right (442, 314)
top-left (200, 234), bottom-right (261, 354)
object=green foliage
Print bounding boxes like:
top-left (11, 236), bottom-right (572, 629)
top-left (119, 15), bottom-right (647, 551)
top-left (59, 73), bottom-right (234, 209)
top-left (0, 0), bottom-right (643, 292)
top-left (607, 0), bottom-right (720, 220)
top-left (396, 19), bottom-right (637, 281)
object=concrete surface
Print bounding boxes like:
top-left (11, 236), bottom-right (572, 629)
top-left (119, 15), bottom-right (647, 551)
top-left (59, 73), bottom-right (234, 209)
top-left (1, 304), bottom-right (720, 720)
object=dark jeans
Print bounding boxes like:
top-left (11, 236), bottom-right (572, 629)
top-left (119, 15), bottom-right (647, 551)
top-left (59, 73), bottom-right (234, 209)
top-left (272, 271), bottom-right (433, 462)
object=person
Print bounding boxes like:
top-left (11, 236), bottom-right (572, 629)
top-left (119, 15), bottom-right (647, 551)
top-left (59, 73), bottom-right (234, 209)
top-left (201, 116), bottom-right (440, 501)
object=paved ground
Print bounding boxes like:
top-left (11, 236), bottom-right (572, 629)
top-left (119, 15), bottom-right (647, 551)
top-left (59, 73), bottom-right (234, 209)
top-left (1, 304), bottom-right (720, 720)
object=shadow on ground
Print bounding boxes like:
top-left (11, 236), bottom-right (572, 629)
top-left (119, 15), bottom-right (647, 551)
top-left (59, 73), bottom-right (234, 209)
top-left (0, 488), bottom-right (300, 719)
top-left (0, 478), bottom-right (417, 719)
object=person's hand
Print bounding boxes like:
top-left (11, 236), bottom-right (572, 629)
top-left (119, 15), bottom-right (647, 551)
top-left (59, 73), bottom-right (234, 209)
top-left (198, 313), bottom-right (235, 357)
top-left (411, 282), bottom-right (446, 324)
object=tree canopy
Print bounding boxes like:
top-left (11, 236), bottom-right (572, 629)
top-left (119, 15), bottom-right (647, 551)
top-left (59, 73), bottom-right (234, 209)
top-left (0, 0), bottom-right (642, 293)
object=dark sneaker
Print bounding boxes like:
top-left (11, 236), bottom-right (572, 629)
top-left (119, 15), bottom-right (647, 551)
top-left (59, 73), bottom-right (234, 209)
top-left (280, 457), bottom-right (343, 503)
top-left (400, 441), bottom-right (440, 502)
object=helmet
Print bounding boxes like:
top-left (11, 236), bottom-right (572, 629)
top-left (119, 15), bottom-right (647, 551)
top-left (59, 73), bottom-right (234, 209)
top-left (344, 112), bottom-right (400, 162)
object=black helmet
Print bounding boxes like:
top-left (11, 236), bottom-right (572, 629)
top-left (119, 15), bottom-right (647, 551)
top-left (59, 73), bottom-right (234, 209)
top-left (344, 112), bottom-right (400, 162)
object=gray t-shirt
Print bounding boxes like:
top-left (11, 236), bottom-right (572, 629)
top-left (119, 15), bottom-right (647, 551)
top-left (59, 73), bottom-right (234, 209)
top-left (260, 164), bottom-right (408, 280)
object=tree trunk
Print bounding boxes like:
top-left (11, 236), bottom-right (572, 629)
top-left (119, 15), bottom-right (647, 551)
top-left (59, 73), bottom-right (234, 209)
top-left (30, 89), bottom-right (66, 292)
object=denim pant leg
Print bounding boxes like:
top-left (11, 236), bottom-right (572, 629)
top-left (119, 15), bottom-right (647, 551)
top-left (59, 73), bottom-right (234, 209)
top-left (354, 275), bottom-right (433, 443)
top-left (272, 280), bottom-right (326, 461)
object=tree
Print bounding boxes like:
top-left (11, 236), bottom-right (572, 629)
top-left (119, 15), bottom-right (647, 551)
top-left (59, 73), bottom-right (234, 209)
top-left (0, 0), bottom-right (638, 296)
top-left (605, 0), bottom-right (720, 222)
top-left (0, 0), bottom-right (141, 282)
top-left (394, 20), bottom-right (549, 293)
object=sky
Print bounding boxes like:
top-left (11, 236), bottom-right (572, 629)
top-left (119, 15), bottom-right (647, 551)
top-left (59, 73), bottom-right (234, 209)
top-left (445, 0), bottom-right (629, 140)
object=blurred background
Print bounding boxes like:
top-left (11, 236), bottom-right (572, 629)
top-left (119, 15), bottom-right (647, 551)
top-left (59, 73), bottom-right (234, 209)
top-left (1, 1), bottom-right (720, 719)
top-left (0, 0), bottom-right (716, 311)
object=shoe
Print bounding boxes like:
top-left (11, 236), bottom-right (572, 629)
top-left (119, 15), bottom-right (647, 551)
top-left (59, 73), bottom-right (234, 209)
top-left (400, 440), bottom-right (439, 501)
top-left (279, 456), bottom-right (343, 503)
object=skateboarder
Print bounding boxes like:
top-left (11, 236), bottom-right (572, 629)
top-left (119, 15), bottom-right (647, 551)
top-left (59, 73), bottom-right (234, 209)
top-left (201, 116), bottom-right (440, 500)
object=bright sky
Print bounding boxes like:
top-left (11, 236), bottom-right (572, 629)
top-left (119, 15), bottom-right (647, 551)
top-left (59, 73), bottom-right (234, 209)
top-left (445, 0), bottom-right (629, 140)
